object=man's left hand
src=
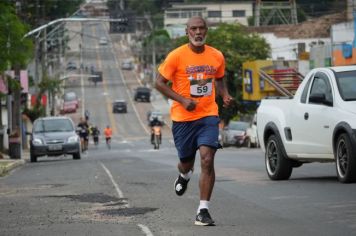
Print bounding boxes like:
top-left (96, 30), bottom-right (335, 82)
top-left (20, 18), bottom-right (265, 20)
top-left (223, 95), bottom-right (234, 108)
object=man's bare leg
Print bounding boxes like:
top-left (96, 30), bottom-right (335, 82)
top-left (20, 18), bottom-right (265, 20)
top-left (199, 146), bottom-right (216, 201)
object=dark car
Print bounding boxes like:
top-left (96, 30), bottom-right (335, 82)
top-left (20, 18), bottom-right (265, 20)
top-left (134, 87), bottom-right (151, 102)
top-left (89, 70), bottom-right (103, 84)
top-left (29, 116), bottom-right (81, 162)
top-left (66, 61), bottom-right (77, 70)
top-left (112, 99), bottom-right (127, 113)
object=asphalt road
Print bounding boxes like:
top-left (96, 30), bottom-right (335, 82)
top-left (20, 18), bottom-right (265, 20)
top-left (1, 22), bottom-right (356, 236)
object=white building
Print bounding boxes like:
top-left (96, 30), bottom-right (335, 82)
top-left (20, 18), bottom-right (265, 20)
top-left (164, 1), bottom-right (253, 38)
top-left (260, 33), bottom-right (330, 61)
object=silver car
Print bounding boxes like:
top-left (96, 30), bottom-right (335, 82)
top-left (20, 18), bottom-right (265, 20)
top-left (220, 121), bottom-right (250, 147)
top-left (29, 116), bottom-right (81, 162)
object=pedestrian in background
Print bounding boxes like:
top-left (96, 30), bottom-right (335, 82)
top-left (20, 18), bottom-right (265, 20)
top-left (155, 16), bottom-right (233, 226)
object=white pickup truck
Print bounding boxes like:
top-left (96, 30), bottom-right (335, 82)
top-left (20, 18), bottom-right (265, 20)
top-left (257, 66), bottom-right (356, 183)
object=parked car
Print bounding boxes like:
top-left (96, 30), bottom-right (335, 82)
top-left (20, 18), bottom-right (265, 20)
top-left (60, 91), bottom-right (79, 114)
top-left (112, 99), bottom-right (127, 113)
top-left (64, 91), bottom-right (79, 108)
top-left (134, 87), bottom-right (151, 102)
top-left (246, 114), bottom-right (259, 148)
top-left (221, 121), bottom-right (250, 147)
top-left (121, 60), bottom-right (134, 70)
top-left (61, 101), bottom-right (77, 114)
top-left (29, 116), bottom-right (81, 162)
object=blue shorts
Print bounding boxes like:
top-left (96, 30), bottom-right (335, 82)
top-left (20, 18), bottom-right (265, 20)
top-left (172, 116), bottom-right (221, 163)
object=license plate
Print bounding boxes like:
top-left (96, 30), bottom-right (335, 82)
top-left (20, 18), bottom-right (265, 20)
top-left (48, 144), bottom-right (62, 151)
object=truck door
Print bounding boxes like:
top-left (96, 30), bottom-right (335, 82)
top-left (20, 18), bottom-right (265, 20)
top-left (292, 72), bottom-right (335, 155)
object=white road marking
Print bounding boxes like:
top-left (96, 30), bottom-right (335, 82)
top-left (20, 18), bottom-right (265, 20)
top-left (100, 155), bottom-right (155, 236)
top-left (100, 25), bottom-right (155, 236)
top-left (138, 224), bottom-right (154, 236)
top-left (99, 162), bottom-right (129, 207)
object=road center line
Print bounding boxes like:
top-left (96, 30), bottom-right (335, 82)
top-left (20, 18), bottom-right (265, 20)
top-left (102, 23), bottom-right (150, 134)
top-left (100, 162), bottom-right (154, 236)
top-left (137, 224), bottom-right (154, 236)
top-left (99, 162), bottom-right (126, 202)
top-left (93, 26), bottom-right (118, 135)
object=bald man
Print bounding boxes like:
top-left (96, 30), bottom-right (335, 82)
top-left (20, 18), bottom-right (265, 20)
top-left (155, 16), bottom-right (233, 226)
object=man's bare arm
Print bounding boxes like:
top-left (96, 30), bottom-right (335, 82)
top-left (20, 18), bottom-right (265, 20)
top-left (215, 78), bottom-right (233, 107)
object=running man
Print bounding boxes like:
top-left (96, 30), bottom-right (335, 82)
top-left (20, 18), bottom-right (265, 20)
top-left (77, 117), bottom-right (89, 153)
top-left (155, 16), bottom-right (233, 226)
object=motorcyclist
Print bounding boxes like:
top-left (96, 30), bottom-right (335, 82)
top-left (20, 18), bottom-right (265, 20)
top-left (149, 116), bottom-right (163, 144)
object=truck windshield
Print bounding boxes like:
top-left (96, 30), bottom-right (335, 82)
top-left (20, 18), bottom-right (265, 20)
top-left (335, 71), bottom-right (356, 101)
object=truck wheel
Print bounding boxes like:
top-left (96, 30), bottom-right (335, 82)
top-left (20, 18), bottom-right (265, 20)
top-left (30, 153), bottom-right (37, 163)
top-left (335, 133), bottom-right (356, 183)
top-left (265, 134), bottom-right (293, 180)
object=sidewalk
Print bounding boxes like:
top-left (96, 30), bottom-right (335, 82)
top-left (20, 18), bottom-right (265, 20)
top-left (0, 150), bottom-right (29, 177)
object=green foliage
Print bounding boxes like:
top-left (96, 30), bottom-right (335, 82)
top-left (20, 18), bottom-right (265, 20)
top-left (0, 2), bottom-right (33, 72)
top-left (23, 75), bottom-right (62, 123)
top-left (7, 75), bottom-right (22, 93)
top-left (207, 23), bottom-right (269, 122)
top-left (23, 105), bottom-right (45, 123)
top-left (16, 0), bottom-right (84, 27)
top-left (143, 29), bottom-right (172, 64)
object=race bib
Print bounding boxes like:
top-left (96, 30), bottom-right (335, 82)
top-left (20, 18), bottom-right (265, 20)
top-left (190, 78), bottom-right (213, 97)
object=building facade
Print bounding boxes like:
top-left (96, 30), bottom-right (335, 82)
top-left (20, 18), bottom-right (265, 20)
top-left (164, 2), bottom-right (253, 37)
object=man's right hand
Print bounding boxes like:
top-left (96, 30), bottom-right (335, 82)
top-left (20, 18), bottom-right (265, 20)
top-left (182, 98), bottom-right (197, 111)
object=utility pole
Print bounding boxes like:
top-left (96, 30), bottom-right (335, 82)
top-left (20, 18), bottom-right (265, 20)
top-left (8, 66), bottom-right (22, 159)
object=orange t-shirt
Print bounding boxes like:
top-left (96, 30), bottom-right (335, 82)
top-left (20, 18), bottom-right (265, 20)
top-left (104, 128), bottom-right (112, 138)
top-left (158, 44), bottom-right (225, 122)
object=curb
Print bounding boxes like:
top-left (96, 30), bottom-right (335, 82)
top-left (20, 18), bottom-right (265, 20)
top-left (0, 160), bottom-right (25, 177)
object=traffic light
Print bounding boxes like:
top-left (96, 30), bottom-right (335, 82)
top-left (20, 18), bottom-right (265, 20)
top-left (109, 10), bottom-right (136, 34)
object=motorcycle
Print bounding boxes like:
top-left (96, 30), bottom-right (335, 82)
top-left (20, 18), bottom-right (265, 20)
top-left (152, 125), bottom-right (162, 150)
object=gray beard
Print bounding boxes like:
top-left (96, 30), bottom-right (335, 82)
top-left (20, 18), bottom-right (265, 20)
top-left (189, 35), bottom-right (206, 47)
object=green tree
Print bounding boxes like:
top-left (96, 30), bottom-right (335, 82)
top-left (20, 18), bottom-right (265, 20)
top-left (143, 29), bottom-right (172, 65)
top-left (16, 0), bottom-right (84, 27)
top-left (23, 75), bottom-right (62, 122)
top-left (0, 2), bottom-right (33, 72)
top-left (210, 24), bottom-right (269, 123)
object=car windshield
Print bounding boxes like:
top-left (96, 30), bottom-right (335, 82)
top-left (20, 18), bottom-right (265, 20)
top-left (34, 119), bottom-right (74, 133)
top-left (335, 70), bottom-right (356, 101)
top-left (64, 92), bottom-right (77, 101)
top-left (137, 87), bottom-right (150, 92)
top-left (229, 122), bottom-right (249, 131)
